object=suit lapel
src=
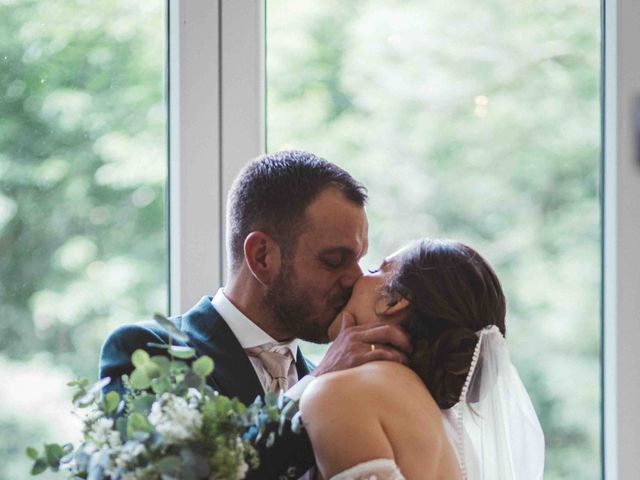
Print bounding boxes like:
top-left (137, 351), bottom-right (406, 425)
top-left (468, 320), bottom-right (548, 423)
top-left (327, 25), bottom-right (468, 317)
top-left (180, 297), bottom-right (264, 405)
top-left (295, 348), bottom-right (314, 379)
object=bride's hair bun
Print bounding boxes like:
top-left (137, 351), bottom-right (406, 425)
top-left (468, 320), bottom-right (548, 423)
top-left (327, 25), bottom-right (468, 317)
top-left (388, 239), bottom-right (506, 409)
top-left (410, 326), bottom-right (478, 409)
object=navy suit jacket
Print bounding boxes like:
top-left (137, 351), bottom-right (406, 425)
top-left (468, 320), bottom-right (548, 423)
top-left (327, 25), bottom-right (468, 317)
top-left (99, 296), bottom-right (316, 479)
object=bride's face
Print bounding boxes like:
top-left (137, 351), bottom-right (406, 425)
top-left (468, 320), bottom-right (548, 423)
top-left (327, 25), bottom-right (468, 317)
top-left (328, 250), bottom-right (409, 340)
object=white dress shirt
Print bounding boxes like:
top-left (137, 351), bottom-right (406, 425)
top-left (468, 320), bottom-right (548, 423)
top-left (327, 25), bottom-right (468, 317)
top-left (211, 289), bottom-right (302, 394)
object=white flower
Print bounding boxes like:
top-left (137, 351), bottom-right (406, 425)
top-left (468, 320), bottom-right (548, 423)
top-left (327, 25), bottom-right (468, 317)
top-left (108, 430), bottom-right (122, 447)
top-left (90, 417), bottom-right (114, 445)
top-left (147, 393), bottom-right (203, 444)
top-left (233, 438), bottom-right (249, 479)
top-left (131, 443), bottom-right (147, 458)
top-left (90, 447), bottom-right (117, 478)
top-left (187, 388), bottom-right (202, 408)
top-left (83, 442), bottom-right (98, 455)
top-left (113, 440), bottom-right (147, 471)
top-left (236, 460), bottom-right (249, 479)
top-left (81, 406), bottom-right (106, 436)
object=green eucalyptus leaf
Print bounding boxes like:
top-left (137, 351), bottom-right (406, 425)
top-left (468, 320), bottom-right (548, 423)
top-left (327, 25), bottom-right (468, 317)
top-left (72, 390), bottom-right (85, 403)
top-left (168, 345), bottom-right (196, 359)
top-left (156, 455), bottom-right (181, 475)
top-left (130, 368), bottom-right (151, 390)
top-left (26, 447), bottom-right (39, 460)
top-left (150, 355), bottom-right (171, 374)
top-left (103, 391), bottom-right (120, 415)
top-left (146, 342), bottom-right (170, 350)
top-left (192, 356), bottom-right (214, 378)
top-left (131, 349), bottom-right (150, 368)
top-left (232, 398), bottom-right (246, 414)
top-left (180, 448), bottom-right (210, 477)
top-left (153, 313), bottom-right (190, 342)
top-left (127, 412), bottom-right (154, 439)
top-left (183, 370), bottom-right (203, 389)
top-left (202, 385), bottom-right (218, 398)
top-left (214, 395), bottom-right (230, 414)
top-left (44, 443), bottom-right (65, 467)
top-left (264, 391), bottom-right (277, 407)
top-left (172, 383), bottom-right (188, 397)
top-left (115, 417), bottom-right (128, 441)
top-left (30, 458), bottom-right (48, 475)
top-left (170, 360), bottom-right (190, 374)
top-left (150, 376), bottom-right (172, 395)
top-left (267, 406), bottom-right (279, 422)
top-left (142, 361), bottom-right (161, 380)
top-left (132, 394), bottom-right (155, 415)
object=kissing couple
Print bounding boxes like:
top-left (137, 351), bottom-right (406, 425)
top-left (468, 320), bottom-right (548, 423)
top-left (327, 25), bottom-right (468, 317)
top-left (100, 150), bottom-right (545, 480)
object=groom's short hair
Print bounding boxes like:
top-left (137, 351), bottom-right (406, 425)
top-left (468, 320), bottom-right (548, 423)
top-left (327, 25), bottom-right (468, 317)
top-left (227, 150), bottom-right (367, 271)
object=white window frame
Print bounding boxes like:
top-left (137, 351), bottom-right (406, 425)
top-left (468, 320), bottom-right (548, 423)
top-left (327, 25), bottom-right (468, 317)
top-left (168, 0), bottom-right (640, 475)
top-left (603, 0), bottom-right (640, 477)
top-left (168, 0), bottom-right (264, 313)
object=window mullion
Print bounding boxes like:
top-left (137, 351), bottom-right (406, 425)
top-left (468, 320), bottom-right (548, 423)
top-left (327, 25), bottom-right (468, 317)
top-left (168, 0), bottom-right (223, 314)
top-left (603, 0), bottom-right (640, 476)
top-left (220, 0), bottom-right (266, 280)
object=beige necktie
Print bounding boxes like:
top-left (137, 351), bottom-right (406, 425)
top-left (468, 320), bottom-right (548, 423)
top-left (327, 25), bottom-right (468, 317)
top-left (246, 345), bottom-right (294, 394)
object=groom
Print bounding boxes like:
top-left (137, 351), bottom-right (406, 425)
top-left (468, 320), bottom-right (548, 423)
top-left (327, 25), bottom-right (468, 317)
top-left (99, 150), bottom-right (412, 479)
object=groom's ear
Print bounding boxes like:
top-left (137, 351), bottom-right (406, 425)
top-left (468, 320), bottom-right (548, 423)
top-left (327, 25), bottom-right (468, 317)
top-left (244, 231), bottom-right (282, 286)
top-left (375, 293), bottom-right (410, 317)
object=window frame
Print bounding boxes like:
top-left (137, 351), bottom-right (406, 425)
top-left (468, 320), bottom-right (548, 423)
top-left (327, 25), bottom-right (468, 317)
top-left (167, 0), bottom-right (264, 313)
top-left (603, 0), bottom-right (640, 477)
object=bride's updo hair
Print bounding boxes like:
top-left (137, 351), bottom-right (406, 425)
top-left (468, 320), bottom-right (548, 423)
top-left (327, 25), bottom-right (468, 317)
top-left (385, 239), bottom-right (506, 409)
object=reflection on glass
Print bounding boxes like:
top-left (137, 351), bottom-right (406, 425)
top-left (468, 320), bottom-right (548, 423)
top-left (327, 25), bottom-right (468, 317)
top-left (0, 1), bottom-right (166, 477)
top-left (266, 0), bottom-right (600, 478)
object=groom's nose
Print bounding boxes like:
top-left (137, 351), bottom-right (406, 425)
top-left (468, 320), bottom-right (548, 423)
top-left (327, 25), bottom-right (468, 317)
top-left (340, 261), bottom-right (363, 289)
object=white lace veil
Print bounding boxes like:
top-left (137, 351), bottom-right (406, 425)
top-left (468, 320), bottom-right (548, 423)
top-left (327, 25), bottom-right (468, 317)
top-left (442, 325), bottom-right (545, 480)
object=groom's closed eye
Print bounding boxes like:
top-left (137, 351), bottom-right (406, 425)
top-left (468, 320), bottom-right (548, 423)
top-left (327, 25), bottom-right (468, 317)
top-left (318, 248), bottom-right (355, 269)
top-left (320, 253), bottom-right (346, 269)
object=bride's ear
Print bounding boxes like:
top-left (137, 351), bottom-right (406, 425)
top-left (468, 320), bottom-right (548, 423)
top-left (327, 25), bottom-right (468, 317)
top-left (375, 293), bottom-right (410, 317)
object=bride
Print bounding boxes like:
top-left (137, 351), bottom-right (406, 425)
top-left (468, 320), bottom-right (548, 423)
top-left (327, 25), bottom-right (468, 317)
top-left (299, 239), bottom-right (545, 480)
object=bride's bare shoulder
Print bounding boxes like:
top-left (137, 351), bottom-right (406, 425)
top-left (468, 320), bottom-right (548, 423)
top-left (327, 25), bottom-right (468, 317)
top-left (301, 361), bottom-right (438, 415)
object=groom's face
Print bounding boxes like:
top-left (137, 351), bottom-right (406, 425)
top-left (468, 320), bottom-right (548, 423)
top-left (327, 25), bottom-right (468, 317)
top-left (267, 188), bottom-right (368, 343)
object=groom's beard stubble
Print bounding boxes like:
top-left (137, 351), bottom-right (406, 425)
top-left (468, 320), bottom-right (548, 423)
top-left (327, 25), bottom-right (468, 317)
top-left (264, 262), bottom-right (351, 344)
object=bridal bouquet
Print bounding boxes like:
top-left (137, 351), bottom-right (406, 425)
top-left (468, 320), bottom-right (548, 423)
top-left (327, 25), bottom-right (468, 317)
top-left (27, 315), bottom-right (299, 480)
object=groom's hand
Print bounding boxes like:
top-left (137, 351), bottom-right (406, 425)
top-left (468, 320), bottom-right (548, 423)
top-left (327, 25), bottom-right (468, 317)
top-left (313, 312), bottom-right (412, 376)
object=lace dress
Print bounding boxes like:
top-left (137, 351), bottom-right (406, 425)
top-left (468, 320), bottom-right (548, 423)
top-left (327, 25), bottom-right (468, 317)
top-left (329, 458), bottom-right (405, 480)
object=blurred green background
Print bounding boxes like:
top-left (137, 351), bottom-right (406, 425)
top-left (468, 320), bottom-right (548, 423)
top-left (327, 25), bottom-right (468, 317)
top-left (0, 1), bottom-right (166, 478)
top-left (0, 0), bottom-right (600, 478)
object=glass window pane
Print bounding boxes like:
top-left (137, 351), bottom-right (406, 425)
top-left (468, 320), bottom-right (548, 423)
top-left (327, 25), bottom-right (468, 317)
top-left (0, 1), bottom-right (167, 477)
top-left (266, 1), bottom-right (601, 478)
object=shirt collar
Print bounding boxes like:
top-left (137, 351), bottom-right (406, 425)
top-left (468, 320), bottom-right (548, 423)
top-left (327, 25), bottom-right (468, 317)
top-left (211, 289), bottom-right (299, 357)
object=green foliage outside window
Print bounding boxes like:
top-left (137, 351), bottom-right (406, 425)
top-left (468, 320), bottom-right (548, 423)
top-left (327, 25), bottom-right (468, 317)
top-left (0, 1), bottom-right (166, 478)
